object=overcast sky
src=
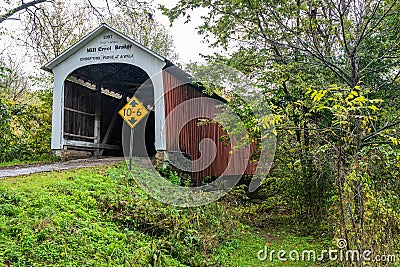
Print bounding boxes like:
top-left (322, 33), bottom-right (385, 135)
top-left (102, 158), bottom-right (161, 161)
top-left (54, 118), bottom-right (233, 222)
top-left (152, 0), bottom-right (217, 64)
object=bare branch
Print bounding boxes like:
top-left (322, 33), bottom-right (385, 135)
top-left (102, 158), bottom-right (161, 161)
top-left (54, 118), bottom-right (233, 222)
top-left (362, 119), bottom-right (400, 142)
top-left (0, 0), bottom-right (48, 23)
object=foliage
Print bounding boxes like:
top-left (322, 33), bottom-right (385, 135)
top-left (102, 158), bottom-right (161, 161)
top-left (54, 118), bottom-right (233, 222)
top-left (0, 0), bottom-right (399, 265)
top-left (0, 0), bottom-right (47, 24)
top-left (0, 90), bottom-right (53, 162)
top-left (0, 0), bottom-right (179, 164)
top-left (163, 1), bottom-right (400, 265)
top-left (303, 84), bottom-right (400, 254)
top-left (19, 0), bottom-right (94, 65)
top-left (0, 57), bottom-right (30, 101)
top-left (105, 0), bottom-right (178, 60)
top-left (0, 165), bottom-right (156, 266)
top-left (219, 227), bottom-right (333, 267)
top-left (155, 166), bottom-right (193, 187)
top-left (0, 163), bottom-right (333, 266)
top-left (0, 64), bottom-right (54, 163)
top-left (17, 0), bottom-right (178, 66)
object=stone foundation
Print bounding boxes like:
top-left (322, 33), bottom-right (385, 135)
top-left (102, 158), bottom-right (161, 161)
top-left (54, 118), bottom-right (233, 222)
top-left (52, 149), bottom-right (92, 161)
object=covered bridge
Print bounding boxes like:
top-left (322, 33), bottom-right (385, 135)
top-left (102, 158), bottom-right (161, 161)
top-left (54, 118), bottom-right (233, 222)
top-left (43, 24), bottom-right (257, 184)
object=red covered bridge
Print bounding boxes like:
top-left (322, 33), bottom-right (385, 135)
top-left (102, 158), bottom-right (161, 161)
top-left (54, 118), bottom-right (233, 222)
top-left (43, 24), bottom-right (257, 185)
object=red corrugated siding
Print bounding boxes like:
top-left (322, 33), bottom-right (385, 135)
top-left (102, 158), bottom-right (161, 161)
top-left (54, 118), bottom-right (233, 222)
top-left (163, 71), bottom-right (257, 184)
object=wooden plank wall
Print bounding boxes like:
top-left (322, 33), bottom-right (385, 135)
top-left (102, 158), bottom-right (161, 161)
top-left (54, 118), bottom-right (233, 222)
top-left (64, 80), bottom-right (123, 154)
top-left (64, 81), bottom-right (95, 142)
top-left (163, 70), bottom-right (257, 184)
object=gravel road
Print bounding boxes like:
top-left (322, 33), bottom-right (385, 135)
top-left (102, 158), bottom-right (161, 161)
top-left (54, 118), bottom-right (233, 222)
top-left (0, 157), bottom-right (125, 179)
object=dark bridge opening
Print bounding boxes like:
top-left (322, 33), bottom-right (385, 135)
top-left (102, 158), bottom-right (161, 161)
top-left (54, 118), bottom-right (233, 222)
top-left (63, 63), bottom-right (156, 157)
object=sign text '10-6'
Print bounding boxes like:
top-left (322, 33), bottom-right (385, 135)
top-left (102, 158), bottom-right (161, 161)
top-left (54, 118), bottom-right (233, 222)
top-left (118, 96), bottom-right (148, 129)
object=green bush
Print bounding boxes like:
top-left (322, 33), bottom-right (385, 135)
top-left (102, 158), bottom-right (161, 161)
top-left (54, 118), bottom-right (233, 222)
top-left (0, 163), bottom-right (243, 266)
top-left (0, 90), bottom-right (53, 163)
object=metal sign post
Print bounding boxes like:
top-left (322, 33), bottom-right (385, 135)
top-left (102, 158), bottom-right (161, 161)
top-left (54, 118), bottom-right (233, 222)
top-left (129, 127), bottom-right (134, 170)
top-left (118, 96), bottom-right (148, 170)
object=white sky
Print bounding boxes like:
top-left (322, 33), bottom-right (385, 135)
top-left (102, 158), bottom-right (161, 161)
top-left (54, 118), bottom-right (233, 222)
top-left (152, 0), bottom-right (217, 64)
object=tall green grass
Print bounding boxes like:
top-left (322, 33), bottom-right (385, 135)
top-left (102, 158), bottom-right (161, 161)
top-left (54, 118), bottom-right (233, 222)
top-left (0, 163), bottom-right (332, 266)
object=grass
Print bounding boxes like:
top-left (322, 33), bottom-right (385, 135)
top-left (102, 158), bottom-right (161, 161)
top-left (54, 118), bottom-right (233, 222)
top-left (0, 165), bottom-right (147, 266)
top-left (0, 162), bottom-right (333, 266)
top-left (219, 227), bottom-right (336, 267)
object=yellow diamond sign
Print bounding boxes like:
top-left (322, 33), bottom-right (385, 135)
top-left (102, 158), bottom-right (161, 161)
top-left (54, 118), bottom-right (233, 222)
top-left (118, 96), bottom-right (148, 128)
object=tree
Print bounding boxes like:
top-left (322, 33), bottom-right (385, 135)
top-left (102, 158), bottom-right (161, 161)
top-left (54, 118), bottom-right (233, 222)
top-left (162, 0), bottom-right (399, 111)
top-left (0, 0), bottom-right (130, 24)
top-left (0, 63), bottom-right (53, 162)
top-left (0, 0), bottom-right (48, 24)
top-left (16, 0), bottom-right (177, 65)
top-left (105, 0), bottom-right (178, 60)
top-left (18, 0), bottom-right (93, 65)
top-left (0, 55), bottom-right (31, 101)
top-left (163, 0), bottom-right (400, 262)
top-left (0, 0), bottom-right (178, 165)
